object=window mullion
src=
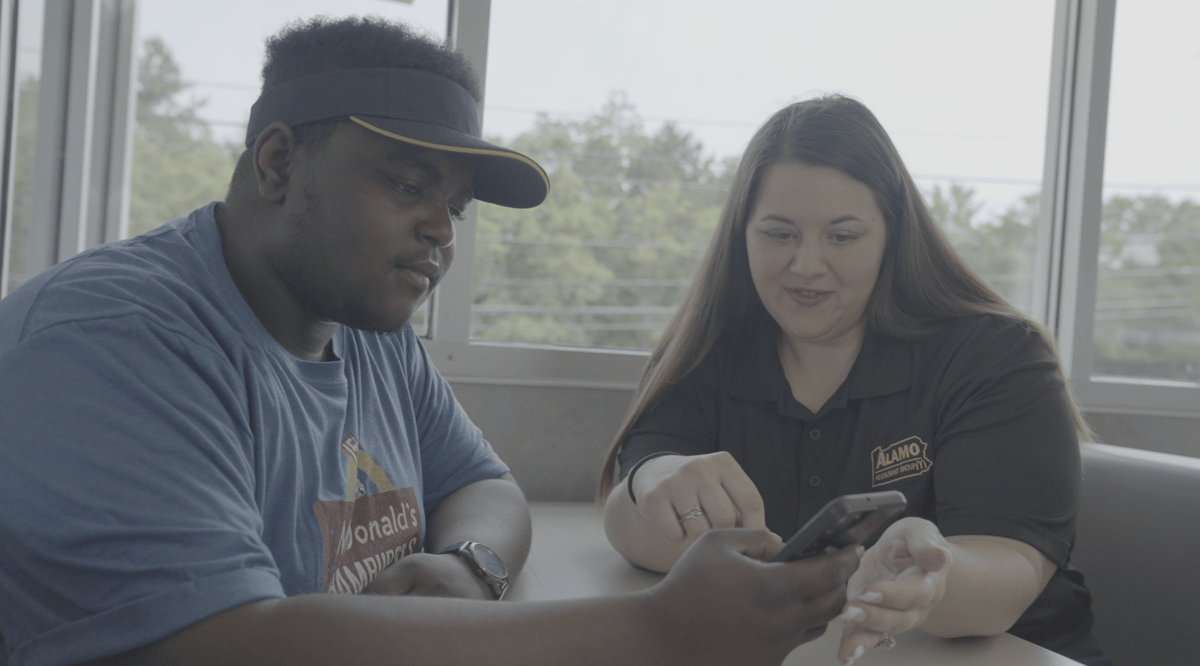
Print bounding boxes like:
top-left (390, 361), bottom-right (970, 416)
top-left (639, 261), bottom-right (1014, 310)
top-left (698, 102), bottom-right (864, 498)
top-left (99, 0), bottom-right (138, 245)
top-left (18, 0), bottom-right (70, 284)
top-left (1033, 0), bottom-right (1076, 335)
top-left (428, 0), bottom-right (491, 345)
top-left (55, 0), bottom-right (102, 263)
top-left (1053, 0), bottom-right (1115, 386)
top-left (0, 0), bottom-right (17, 293)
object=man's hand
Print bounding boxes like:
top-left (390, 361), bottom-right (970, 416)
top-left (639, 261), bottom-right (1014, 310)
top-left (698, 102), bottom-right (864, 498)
top-left (643, 529), bottom-right (860, 666)
top-left (363, 552), bottom-right (493, 600)
top-left (92, 529), bottom-right (859, 666)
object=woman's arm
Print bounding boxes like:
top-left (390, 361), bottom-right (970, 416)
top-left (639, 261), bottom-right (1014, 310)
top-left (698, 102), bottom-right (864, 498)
top-left (835, 518), bottom-right (1055, 664)
top-left (833, 317), bottom-right (1083, 663)
top-left (603, 452), bottom-right (773, 572)
top-left (923, 533), bottom-right (1055, 636)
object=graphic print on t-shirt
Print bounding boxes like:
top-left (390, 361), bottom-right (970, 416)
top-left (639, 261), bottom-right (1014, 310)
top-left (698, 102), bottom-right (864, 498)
top-left (871, 436), bottom-right (934, 487)
top-left (312, 434), bottom-right (422, 593)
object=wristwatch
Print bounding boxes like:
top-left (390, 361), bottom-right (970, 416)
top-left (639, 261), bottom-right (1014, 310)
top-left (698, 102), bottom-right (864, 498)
top-left (438, 541), bottom-right (510, 600)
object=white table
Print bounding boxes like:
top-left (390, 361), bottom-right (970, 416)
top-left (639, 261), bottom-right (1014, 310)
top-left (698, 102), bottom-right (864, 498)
top-left (506, 502), bottom-right (1082, 666)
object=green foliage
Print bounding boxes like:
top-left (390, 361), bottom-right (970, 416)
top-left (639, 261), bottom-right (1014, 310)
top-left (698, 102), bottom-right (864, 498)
top-left (1093, 195), bottom-right (1200, 380)
top-left (926, 183), bottom-right (1199, 381)
top-left (7, 75), bottom-right (40, 286)
top-left (925, 184), bottom-right (1039, 313)
top-left (6, 41), bottom-right (1196, 376)
top-left (473, 92), bottom-right (733, 349)
top-left (128, 37), bottom-right (239, 236)
top-left (477, 94), bottom-right (1198, 377)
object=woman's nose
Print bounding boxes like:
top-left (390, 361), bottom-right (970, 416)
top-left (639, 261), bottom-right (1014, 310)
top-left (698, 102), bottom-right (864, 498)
top-left (788, 241), bottom-right (825, 276)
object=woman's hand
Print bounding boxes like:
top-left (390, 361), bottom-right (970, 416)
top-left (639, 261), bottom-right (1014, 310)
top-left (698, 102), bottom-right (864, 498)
top-left (630, 451), bottom-right (771, 542)
top-left (835, 517), bottom-right (953, 664)
top-left (605, 451), bottom-right (779, 572)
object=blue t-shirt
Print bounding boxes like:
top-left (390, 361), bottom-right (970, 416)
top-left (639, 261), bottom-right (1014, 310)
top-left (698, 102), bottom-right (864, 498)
top-left (0, 203), bottom-right (509, 665)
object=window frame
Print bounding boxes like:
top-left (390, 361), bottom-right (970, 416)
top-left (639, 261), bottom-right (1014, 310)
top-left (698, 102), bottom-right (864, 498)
top-left (1, 0), bottom-right (1195, 412)
top-left (422, 0), bottom-right (649, 390)
top-left (0, 0), bottom-right (137, 296)
top-left (1039, 0), bottom-right (1198, 417)
top-left (0, 0), bottom-right (15, 286)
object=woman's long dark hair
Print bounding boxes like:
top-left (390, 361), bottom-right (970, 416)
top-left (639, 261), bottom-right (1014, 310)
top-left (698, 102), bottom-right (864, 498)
top-left (596, 94), bottom-right (1091, 501)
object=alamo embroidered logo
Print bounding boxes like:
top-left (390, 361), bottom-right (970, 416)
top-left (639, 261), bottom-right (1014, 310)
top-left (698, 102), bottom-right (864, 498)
top-left (871, 436), bottom-right (933, 487)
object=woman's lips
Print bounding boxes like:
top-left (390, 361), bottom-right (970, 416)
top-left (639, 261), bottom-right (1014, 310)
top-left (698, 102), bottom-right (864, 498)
top-left (785, 288), bottom-right (832, 307)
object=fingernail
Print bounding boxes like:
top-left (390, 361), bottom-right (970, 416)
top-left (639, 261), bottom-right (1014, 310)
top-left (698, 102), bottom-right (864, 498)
top-left (857, 591), bottom-right (883, 603)
top-left (844, 644), bottom-right (865, 665)
top-left (838, 606), bottom-right (866, 622)
top-left (856, 545), bottom-right (865, 557)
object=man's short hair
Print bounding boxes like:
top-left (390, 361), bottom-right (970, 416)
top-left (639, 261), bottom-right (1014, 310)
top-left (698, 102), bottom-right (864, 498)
top-left (260, 16), bottom-right (481, 147)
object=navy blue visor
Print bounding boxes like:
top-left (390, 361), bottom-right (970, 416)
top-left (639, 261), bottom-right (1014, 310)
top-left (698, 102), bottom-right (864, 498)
top-left (245, 68), bottom-right (548, 209)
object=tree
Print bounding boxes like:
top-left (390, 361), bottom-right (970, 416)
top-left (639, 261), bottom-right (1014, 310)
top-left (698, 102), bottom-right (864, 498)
top-left (5, 74), bottom-right (41, 291)
top-left (127, 37), bottom-right (240, 236)
top-left (925, 184), bottom-right (1039, 313)
top-left (926, 182), bottom-right (1199, 381)
top-left (473, 92), bottom-right (734, 349)
top-left (1093, 194), bottom-right (1200, 380)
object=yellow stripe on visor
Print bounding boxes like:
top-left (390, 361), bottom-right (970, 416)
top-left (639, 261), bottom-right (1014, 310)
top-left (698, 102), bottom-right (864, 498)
top-left (349, 115), bottom-right (551, 199)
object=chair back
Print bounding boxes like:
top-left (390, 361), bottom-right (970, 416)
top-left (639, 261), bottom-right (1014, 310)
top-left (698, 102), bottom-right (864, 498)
top-left (1073, 442), bottom-right (1200, 666)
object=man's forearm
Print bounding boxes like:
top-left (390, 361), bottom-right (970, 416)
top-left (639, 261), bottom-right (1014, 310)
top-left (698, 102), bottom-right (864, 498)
top-left (97, 529), bottom-right (858, 666)
top-left (425, 473), bottom-right (532, 576)
top-left (107, 592), bottom-right (656, 666)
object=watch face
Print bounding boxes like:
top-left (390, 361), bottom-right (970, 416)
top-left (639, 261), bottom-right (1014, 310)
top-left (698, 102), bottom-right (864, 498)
top-left (471, 543), bottom-right (507, 577)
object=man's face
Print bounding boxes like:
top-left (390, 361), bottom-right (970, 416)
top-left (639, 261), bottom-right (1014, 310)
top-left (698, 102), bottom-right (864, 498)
top-left (271, 122), bottom-right (474, 334)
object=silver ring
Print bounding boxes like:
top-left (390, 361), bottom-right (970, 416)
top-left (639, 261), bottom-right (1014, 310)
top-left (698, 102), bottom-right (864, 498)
top-left (874, 634), bottom-right (896, 650)
top-left (677, 505), bottom-right (706, 522)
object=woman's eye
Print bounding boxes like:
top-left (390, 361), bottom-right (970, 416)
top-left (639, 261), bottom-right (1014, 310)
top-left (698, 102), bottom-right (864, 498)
top-left (764, 230), bottom-right (795, 241)
top-left (830, 232), bottom-right (858, 244)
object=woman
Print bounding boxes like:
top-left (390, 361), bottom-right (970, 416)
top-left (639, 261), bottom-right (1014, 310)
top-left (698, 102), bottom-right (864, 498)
top-left (597, 95), bottom-right (1108, 666)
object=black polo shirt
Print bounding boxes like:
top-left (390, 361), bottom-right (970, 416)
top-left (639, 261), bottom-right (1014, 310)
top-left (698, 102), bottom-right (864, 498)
top-left (619, 314), bottom-right (1108, 665)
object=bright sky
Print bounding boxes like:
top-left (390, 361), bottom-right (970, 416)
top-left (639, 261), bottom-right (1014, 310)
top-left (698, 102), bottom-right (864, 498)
top-left (20, 0), bottom-right (1199, 210)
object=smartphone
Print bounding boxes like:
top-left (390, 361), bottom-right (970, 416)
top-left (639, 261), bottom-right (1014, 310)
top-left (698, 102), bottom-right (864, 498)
top-left (769, 491), bottom-right (907, 562)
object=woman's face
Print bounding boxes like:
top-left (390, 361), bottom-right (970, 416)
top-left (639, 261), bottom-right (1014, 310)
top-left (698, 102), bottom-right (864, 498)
top-left (744, 162), bottom-right (888, 347)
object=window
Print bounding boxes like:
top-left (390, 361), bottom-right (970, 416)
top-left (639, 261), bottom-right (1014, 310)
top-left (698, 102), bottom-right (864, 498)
top-left (470, 0), bottom-right (1057, 352)
top-left (1045, 0), bottom-right (1199, 416)
top-left (2, 0), bottom-right (1196, 416)
top-left (1, 0), bottom-right (45, 296)
top-left (1091, 0), bottom-right (1199, 383)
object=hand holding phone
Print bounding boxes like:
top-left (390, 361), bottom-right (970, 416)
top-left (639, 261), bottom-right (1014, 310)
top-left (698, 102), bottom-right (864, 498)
top-left (770, 491), bottom-right (907, 563)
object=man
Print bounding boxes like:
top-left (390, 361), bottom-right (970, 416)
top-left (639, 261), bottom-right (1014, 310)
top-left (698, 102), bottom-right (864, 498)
top-left (0, 17), bottom-right (858, 666)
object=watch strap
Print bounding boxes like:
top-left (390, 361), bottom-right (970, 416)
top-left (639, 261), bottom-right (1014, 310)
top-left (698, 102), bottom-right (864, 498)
top-left (439, 541), bottom-right (509, 600)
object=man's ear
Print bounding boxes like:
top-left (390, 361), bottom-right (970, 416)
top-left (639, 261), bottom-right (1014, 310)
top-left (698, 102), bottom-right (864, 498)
top-left (252, 122), bottom-right (301, 204)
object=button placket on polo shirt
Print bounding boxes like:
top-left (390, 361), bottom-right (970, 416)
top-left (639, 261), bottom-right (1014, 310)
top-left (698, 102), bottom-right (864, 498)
top-left (798, 421), bottom-right (829, 503)
top-left (796, 401), bottom-right (857, 526)
top-left (804, 426), bottom-right (824, 486)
